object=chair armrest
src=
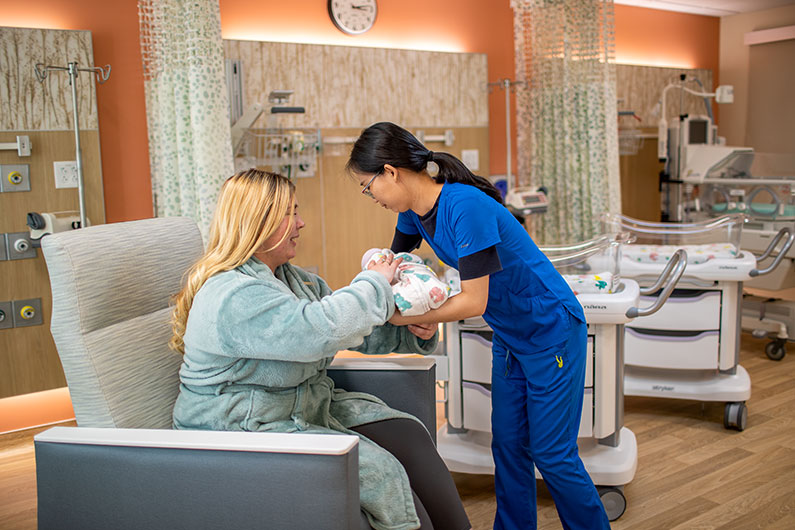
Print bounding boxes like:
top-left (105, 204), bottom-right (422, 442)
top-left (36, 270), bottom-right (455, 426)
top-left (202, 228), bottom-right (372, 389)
top-left (328, 357), bottom-right (437, 444)
top-left (35, 427), bottom-right (361, 530)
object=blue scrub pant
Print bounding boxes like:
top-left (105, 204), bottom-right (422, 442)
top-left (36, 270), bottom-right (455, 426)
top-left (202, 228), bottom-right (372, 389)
top-left (490, 316), bottom-right (610, 530)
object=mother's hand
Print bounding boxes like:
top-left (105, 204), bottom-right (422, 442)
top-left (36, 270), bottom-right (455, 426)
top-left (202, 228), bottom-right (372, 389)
top-left (367, 255), bottom-right (402, 284)
top-left (406, 322), bottom-right (438, 340)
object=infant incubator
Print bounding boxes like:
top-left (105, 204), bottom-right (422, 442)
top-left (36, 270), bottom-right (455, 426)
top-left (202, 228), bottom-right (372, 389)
top-left (434, 234), bottom-right (686, 521)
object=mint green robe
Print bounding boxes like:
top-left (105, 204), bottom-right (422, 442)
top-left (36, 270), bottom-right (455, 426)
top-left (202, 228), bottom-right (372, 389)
top-left (173, 258), bottom-right (438, 530)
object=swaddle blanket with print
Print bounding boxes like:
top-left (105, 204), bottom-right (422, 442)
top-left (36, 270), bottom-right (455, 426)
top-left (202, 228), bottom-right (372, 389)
top-left (362, 248), bottom-right (451, 316)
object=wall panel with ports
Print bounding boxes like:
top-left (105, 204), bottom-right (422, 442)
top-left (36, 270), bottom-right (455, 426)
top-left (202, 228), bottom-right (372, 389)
top-left (0, 28), bottom-right (106, 398)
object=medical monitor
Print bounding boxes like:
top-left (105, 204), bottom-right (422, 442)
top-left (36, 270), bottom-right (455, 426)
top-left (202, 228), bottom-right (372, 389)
top-left (684, 115), bottom-right (713, 146)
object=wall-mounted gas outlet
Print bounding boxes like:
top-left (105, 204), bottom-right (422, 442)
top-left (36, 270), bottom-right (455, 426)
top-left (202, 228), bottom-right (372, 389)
top-left (0, 301), bottom-right (13, 330)
top-left (5, 232), bottom-right (37, 260)
top-left (12, 298), bottom-right (43, 328)
top-left (53, 161), bottom-right (79, 189)
top-left (0, 164), bottom-right (31, 192)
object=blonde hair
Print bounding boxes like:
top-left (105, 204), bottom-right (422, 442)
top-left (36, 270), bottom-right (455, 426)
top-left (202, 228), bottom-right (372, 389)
top-left (170, 169), bottom-right (296, 354)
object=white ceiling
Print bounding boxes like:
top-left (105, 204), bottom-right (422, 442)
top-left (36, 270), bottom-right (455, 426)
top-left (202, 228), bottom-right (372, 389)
top-left (614, 0), bottom-right (795, 17)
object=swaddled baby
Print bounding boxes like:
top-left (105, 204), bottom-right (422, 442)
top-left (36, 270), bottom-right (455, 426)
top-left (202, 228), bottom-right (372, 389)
top-left (362, 248), bottom-right (451, 316)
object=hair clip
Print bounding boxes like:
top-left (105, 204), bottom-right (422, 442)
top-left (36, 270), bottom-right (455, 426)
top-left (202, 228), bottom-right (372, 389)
top-left (426, 160), bottom-right (440, 177)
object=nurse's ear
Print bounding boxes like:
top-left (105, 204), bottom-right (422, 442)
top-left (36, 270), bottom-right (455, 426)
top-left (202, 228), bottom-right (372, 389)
top-left (383, 164), bottom-right (400, 182)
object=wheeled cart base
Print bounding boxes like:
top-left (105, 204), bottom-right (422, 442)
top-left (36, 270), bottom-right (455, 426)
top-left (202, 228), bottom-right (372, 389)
top-left (624, 365), bottom-right (751, 430)
top-left (742, 294), bottom-right (795, 360)
top-left (437, 423), bottom-right (637, 521)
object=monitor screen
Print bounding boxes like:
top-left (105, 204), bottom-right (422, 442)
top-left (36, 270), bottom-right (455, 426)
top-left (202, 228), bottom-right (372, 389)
top-left (689, 119), bottom-right (709, 144)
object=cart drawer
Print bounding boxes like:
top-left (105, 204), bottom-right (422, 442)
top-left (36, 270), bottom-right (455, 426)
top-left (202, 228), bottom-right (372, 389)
top-left (461, 332), bottom-right (493, 385)
top-left (625, 327), bottom-right (719, 370)
top-left (630, 289), bottom-right (721, 331)
top-left (461, 332), bottom-right (594, 388)
top-left (461, 382), bottom-right (593, 438)
top-left (462, 382), bottom-right (493, 432)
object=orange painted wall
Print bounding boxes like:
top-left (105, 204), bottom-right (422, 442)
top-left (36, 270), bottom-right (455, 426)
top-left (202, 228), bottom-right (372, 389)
top-left (615, 5), bottom-right (720, 73)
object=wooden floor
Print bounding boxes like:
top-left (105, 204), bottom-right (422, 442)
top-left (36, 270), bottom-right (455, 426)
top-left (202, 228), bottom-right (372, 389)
top-left (1, 333), bottom-right (793, 529)
top-left (455, 333), bottom-right (795, 530)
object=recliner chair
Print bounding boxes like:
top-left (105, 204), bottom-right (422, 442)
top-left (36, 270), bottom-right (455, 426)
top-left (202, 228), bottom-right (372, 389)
top-left (35, 217), bottom-right (436, 530)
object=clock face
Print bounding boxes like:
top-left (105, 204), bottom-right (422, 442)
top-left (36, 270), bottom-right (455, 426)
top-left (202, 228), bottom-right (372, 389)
top-left (328, 0), bottom-right (377, 35)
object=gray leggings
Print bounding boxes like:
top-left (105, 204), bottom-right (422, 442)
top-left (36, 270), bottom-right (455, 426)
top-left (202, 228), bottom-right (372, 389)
top-left (352, 418), bottom-right (471, 530)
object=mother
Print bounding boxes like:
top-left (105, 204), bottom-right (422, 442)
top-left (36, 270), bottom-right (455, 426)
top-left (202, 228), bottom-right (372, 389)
top-left (169, 169), bottom-right (469, 530)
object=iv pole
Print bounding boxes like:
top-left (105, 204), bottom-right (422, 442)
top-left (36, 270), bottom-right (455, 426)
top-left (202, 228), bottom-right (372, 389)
top-left (34, 62), bottom-right (111, 230)
top-left (488, 78), bottom-right (524, 194)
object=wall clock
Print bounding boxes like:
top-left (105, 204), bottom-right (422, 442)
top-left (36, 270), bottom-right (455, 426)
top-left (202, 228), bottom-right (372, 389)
top-left (327, 0), bottom-right (378, 35)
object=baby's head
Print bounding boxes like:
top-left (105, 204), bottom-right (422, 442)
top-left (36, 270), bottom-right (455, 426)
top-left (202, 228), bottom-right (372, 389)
top-left (361, 247), bottom-right (393, 270)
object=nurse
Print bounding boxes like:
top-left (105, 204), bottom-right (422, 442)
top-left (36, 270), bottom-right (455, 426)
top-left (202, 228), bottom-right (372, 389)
top-left (346, 122), bottom-right (610, 530)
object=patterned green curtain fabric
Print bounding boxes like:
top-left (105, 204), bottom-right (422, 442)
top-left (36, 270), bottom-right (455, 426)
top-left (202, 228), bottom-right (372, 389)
top-left (138, 0), bottom-right (233, 241)
top-left (513, 0), bottom-right (621, 244)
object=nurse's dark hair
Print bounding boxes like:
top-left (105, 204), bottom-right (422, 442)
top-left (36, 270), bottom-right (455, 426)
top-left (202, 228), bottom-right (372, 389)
top-left (346, 122), bottom-right (503, 204)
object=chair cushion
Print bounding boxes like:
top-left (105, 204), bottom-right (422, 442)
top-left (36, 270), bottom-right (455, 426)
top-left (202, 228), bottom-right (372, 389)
top-left (42, 217), bottom-right (203, 428)
top-left (80, 308), bottom-right (182, 428)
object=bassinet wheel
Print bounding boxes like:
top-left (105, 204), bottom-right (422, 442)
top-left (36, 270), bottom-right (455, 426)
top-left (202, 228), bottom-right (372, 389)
top-left (765, 340), bottom-right (786, 361)
top-left (724, 402), bottom-right (747, 431)
top-left (597, 486), bottom-right (627, 521)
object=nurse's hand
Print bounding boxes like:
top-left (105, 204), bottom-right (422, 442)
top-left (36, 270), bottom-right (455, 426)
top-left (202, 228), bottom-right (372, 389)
top-left (367, 255), bottom-right (403, 284)
top-left (407, 322), bottom-right (438, 340)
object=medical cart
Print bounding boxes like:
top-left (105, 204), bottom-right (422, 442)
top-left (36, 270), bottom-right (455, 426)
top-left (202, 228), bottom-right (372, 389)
top-left (603, 213), bottom-right (793, 431)
top-left (434, 235), bottom-right (686, 521)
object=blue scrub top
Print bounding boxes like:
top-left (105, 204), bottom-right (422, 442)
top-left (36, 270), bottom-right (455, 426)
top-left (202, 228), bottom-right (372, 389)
top-left (397, 182), bottom-right (585, 355)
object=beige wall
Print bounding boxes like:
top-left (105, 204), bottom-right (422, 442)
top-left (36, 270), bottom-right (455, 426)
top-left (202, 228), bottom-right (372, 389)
top-left (719, 5), bottom-right (795, 147)
top-left (224, 40), bottom-right (488, 129)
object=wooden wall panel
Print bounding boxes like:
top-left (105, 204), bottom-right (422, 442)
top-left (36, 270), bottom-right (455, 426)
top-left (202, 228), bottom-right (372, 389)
top-left (0, 27), bottom-right (98, 132)
top-left (1, 24), bottom-right (104, 398)
top-left (0, 131), bottom-right (105, 398)
top-left (616, 64), bottom-right (712, 128)
top-left (619, 137), bottom-right (664, 222)
top-left (224, 39), bottom-right (489, 129)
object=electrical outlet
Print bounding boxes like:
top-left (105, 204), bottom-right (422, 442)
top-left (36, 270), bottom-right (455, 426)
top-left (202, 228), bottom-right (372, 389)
top-left (54, 161), bottom-right (79, 189)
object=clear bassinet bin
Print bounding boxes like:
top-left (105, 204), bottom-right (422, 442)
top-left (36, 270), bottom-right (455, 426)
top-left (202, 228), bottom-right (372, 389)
top-left (539, 233), bottom-right (633, 295)
top-left (601, 213), bottom-right (744, 266)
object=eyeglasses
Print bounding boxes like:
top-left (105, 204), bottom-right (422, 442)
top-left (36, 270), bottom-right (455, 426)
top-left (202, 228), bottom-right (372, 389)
top-left (361, 171), bottom-right (381, 199)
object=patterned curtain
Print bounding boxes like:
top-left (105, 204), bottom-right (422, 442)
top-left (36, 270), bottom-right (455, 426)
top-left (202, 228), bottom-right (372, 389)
top-left (513, 0), bottom-right (621, 244)
top-left (138, 0), bottom-right (233, 240)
